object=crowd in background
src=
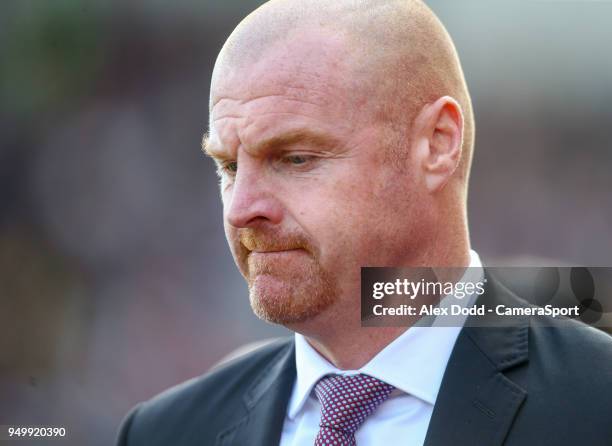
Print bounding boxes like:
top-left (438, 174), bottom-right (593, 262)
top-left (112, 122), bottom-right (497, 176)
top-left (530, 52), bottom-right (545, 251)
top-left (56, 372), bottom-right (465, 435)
top-left (1, 1), bottom-right (611, 444)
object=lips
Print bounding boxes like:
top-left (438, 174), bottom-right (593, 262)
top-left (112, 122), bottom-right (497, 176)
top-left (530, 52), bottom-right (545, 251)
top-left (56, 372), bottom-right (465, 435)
top-left (251, 248), bottom-right (303, 254)
top-left (249, 248), bottom-right (306, 259)
top-left (248, 248), bottom-right (307, 261)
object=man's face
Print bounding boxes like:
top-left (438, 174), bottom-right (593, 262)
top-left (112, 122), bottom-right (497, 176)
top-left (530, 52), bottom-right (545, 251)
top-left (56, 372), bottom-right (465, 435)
top-left (207, 31), bottom-right (428, 328)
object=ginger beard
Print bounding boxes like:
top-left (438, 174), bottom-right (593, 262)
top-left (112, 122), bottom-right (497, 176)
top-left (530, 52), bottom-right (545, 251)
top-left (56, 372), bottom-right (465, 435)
top-left (236, 229), bottom-right (339, 325)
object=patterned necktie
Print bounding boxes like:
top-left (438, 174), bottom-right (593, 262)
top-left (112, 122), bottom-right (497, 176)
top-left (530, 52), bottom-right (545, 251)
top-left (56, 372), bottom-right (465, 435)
top-left (314, 374), bottom-right (395, 446)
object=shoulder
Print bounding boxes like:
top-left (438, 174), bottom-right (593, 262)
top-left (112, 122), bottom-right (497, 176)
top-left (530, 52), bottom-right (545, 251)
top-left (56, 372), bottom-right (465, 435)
top-left (139, 336), bottom-right (293, 417)
top-left (527, 315), bottom-right (612, 384)
top-left (486, 274), bottom-right (612, 375)
top-left (510, 318), bottom-right (612, 441)
top-left (116, 337), bottom-right (294, 446)
top-left (470, 276), bottom-right (612, 441)
top-left (496, 281), bottom-right (612, 437)
top-left (495, 276), bottom-right (612, 384)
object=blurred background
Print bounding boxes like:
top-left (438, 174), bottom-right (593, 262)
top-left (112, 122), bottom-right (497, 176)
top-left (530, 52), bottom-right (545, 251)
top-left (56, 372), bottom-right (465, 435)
top-left (0, 0), bottom-right (611, 444)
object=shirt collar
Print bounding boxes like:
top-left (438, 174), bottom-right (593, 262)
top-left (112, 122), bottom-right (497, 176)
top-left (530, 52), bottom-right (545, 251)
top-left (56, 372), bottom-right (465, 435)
top-left (288, 249), bottom-right (483, 419)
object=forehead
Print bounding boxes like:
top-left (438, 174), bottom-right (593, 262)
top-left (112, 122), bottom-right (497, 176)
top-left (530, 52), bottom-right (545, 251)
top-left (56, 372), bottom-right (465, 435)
top-left (210, 29), bottom-right (365, 118)
top-left (207, 30), bottom-right (374, 156)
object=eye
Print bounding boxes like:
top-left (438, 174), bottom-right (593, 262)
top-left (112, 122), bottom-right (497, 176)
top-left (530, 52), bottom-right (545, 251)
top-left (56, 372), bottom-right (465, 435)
top-left (225, 161), bottom-right (238, 172)
top-left (215, 160), bottom-right (237, 178)
top-left (284, 155), bottom-right (310, 165)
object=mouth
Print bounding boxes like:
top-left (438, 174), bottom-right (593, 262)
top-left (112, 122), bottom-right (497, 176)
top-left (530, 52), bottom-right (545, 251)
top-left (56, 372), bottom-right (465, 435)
top-left (251, 248), bottom-right (303, 253)
top-left (248, 248), bottom-right (306, 258)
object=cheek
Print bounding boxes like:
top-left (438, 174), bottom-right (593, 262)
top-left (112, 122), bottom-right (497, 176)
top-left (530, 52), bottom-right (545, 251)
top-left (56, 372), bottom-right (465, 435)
top-left (326, 173), bottom-right (418, 264)
top-left (285, 158), bottom-right (413, 264)
top-left (300, 177), bottom-right (388, 263)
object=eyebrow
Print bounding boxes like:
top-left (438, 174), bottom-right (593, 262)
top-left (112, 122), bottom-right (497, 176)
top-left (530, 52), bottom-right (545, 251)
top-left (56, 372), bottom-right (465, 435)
top-left (201, 133), bottom-right (223, 160)
top-left (201, 128), bottom-right (340, 162)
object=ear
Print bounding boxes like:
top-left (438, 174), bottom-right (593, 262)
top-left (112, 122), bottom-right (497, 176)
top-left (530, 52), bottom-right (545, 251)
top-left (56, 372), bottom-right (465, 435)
top-left (412, 96), bottom-right (463, 192)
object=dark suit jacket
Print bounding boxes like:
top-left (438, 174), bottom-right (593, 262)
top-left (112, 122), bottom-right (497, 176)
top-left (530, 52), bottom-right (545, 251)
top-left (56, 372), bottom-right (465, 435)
top-left (116, 276), bottom-right (612, 445)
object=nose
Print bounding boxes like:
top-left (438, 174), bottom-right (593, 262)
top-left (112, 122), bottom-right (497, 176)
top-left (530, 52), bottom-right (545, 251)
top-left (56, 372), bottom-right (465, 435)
top-left (224, 160), bottom-right (283, 228)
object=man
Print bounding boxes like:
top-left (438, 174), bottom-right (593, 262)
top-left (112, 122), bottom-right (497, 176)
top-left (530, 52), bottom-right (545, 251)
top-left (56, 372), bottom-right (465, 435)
top-left (117, 0), bottom-right (612, 445)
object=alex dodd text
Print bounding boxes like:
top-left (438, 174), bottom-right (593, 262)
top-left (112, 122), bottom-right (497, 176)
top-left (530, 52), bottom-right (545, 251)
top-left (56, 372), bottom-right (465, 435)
top-left (372, 304), bottom-right (580, 318)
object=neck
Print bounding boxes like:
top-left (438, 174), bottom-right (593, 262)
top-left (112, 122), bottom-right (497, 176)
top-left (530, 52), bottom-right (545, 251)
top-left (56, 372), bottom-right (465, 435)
top-left (292, 238), bottom-right (471, 370)
top-left (305, 325), bottom-right (411, 370)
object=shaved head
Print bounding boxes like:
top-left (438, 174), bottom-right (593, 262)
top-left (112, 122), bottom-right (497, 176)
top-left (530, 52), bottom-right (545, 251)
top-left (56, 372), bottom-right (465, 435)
top-left (211, 0), bottom-right (474, 186)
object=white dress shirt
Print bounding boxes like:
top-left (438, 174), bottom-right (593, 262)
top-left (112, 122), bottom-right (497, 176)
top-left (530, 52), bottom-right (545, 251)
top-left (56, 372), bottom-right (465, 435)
top-left (279, 250), bottom-right (483, 446)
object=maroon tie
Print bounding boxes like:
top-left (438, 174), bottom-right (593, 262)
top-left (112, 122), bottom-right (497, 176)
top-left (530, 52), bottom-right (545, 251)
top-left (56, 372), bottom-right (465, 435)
top-left (314, 374), bottom-right (395, 446)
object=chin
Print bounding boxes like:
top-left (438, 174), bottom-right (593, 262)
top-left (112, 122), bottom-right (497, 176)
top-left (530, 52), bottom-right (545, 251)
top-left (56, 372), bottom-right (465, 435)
top-left (248, 273), bottom-right (337, 325)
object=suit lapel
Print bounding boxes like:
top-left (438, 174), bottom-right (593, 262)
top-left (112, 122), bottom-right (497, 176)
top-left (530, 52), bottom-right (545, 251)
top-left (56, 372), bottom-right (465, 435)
top-left (215, 340), bottom-right (296, 446)
top-left (424, 275), bottom-right (529, 446)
